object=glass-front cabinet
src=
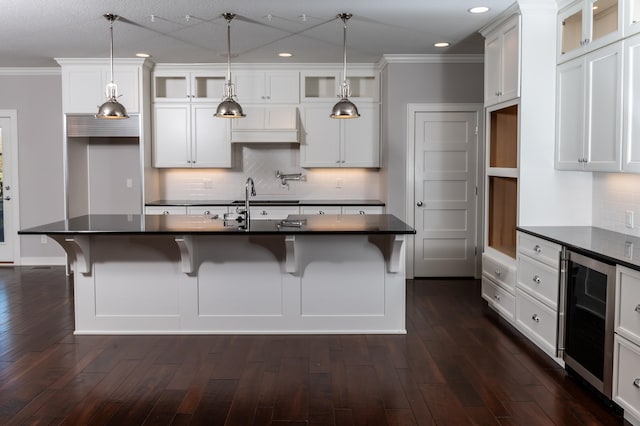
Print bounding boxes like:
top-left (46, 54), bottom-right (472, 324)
top-left (154, 71), bottom-right (226, 102)
top-left (625, 0), bottom-right (640, 35)
top-left (558, 0), bottom-right (622, 63)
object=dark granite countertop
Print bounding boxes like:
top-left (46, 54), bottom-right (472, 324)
top-left (518, 226), bottom-right (640, 270)
top-left (19, 214), bottom-right (415, 236)
top-left (146, 199), bottom-right (385, 207)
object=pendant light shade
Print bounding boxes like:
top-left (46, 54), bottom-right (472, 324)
top-left (96, 14), bottom-right (129, 119)
top-left (331, 13), bottom-right (359, 119)
top-left (216, 13), bottom-right (245, 118)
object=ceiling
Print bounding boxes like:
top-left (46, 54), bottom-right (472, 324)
top-left (1, 0), bottom-right (516, 68)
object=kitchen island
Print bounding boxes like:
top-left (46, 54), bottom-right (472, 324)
top-left (19, 214), bottom-right (415, 335)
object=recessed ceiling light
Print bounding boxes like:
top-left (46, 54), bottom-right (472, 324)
top-left (434, 42), bottom-right (450, 48)
top-left (278, 52), bottom-right (293, 57)
top-left (469, 6), bottom-right (490, 14)
top-left (135, 52), bottom-right (151, 58)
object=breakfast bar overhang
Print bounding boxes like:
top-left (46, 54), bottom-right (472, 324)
top-left (19, 214), bottom-right (415, 335)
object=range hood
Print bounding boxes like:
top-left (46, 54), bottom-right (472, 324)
top-left (230, 106), bottom-right (298, 143)
top-left (66, 114), bottom-right (140, 138)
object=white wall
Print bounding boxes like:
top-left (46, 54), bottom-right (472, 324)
top-left (380, 59), bottom-right (485, 221)
top-left (0, 72), bottom-right (65, 261)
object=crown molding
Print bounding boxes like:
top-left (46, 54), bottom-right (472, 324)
top-left (0, 68), bottom-right (60, 76)
top-left (379, 54), bottom-right (484, 68)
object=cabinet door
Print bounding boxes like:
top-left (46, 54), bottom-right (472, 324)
top-left (233, 72), bottom-right (265, 103)
top-left (190, 73), bottom-right (226, 101)
top-left (104, 65), bottom-right (140, 113)
top-left (300, 206), bottom-right (341, 215)
top-left (265, 106), bottom-right (297, 129)
top-left (484, 32), bottom-right (502, 106)
top-left (558, 1), bottom-right (586, 63)
top-left (625, 0), bottom-right (640, 36)
top-left (342, 104), bottom-right (380, 167)
top-left (584, 41), bottom-right (622, 172)
top-left (300, 105), bottom-right (341, 167)
top-left (153, 104), bottom-right (191, 167)
top-left (556, 57), bottom-right (585, 170)
top-left (61, 66), bottom-right (104, 113)
top-left (624, 33), bottom-right (640, 172)
top-left (191, 105), bottom-right (231, 168)
top-left (342, 206), bottom-right (384, 215)
top-left (266, 71), bottom-right (300, 103)
top-left (154, 72), bottom-right (190, 102)
top-left (501, 16), bottom-right (520, 102)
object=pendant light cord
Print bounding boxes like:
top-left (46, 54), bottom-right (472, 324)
top-left (226, 19), bottom-right (231, 82)
top-left (109, 18), bottom-right (115, 85)
top-left (342, 17), bottom-right (347, 87)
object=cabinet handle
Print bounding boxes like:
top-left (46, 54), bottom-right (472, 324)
top-left (585, 38), bottom-right (590, 44)
top-left (495, 269), bottom-right (501, 276)
top-left (261, 210), bottom-right (268, 215)
top-left (336, 160), bottom-right (341, 163)
top-left (319, 211), bottom-right (325, 215)
top-left (266, 96), bottom-right (271, 99)
top-left (163, 211), bottom-right (170, 215)
top-left (534, 245), bottom-right (541, 253)
top-left (204, 210), bottom-right (210, 215)
top-left (635, 304), bottom-right (640, 313)
top-left (634, 378), bottom-right (640, 388)
top-left (533, 275), bottom-right (541, 285)
top-left (531, 314), bottom-right (540, 323)
top-left (494, 294), bottom-right (501, 301)
top-left (359, 210), bottom-right (366, 215)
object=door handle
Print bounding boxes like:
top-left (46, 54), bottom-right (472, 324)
top-left (416, 201), bottom-right (423, 207)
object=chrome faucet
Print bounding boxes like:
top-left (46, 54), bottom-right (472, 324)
top-left (244, 177), bottom-right (256, 226)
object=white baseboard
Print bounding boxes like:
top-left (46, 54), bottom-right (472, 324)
top-left (20, 256), bottom-right (67, 266)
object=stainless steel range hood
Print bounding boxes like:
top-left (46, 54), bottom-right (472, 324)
top-left (66, 114), bottom-right (140, 138)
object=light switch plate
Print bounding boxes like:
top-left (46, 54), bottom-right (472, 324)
top-left (626, 210), bottom-right (634, 229)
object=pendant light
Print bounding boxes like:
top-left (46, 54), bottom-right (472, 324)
top-left (96, 14), bottom-right (129, 119)
top-left (215, 13), bottom-right (246, 118)
top-left (331, 13), bottom-right (360, 119)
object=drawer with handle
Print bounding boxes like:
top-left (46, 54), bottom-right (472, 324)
top-left (517, 232), bottom-right (561, 268)
top-left (613, 335), bottom-right (640, 421)
top-left (482, 277), bottom-right (515, 321)
top-left (482, 252), bottom-right (516, 290)
top-left (516, 288), bottom-right (557, 356)
top-left (517, 254), bottom-right (560, 309)
top-left (616, 265), bottom-right (640, 344)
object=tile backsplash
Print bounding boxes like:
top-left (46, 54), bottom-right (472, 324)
top-left (593, 173), bottom-right (640, 237)
top-left (157, 145), bottom-right (381, 201)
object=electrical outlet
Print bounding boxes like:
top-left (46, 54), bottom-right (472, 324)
top-left (40, 235), bottom-right (47, 244)
top-left (626, 241), bottom-right (634, 259)
top-left (336, 178), bottom-right (343, 189)
top-left (203, 178), bottom-right (213, 189)
top-left (626, 210), bottom-right (634, 229)
top-left (126, 178), bottom-right (133, 188)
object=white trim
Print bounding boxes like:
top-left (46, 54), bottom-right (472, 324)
top-left (0, 110), bottom-right (21, 264)
top-left (406, 103), bottom-right (484, 279)
top-left (0, 68), bottom-right (60, 76)
top-left (379, 54), bottom-right (484, 68)
top-left (479, 4), bottom-right (521, 36)
top-left (20, 256), bottom-right (67, 266)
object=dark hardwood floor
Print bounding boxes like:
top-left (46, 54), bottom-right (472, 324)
top-left (0, 266), bottom-right (627, 425)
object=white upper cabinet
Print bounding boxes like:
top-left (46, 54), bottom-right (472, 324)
top-left (300, 104), bottom-right (379, 168)
top-left (153, 104), bottom-right (231, 168)
top-left (484, 15), bottom-right (520, 106)
top-left (232, 71), bottom-right (299, 104)
top-left (623, 33), bottom-right (640, 171)
top-left (58, 59), bottom-right (144, 114)
top-left (154, 70), bottom-right (226, 102)
top-left (625, 0), bottom-right (640, 35)
top-left (556, 41), bottom-right (623, 171)
top-left (558, 0), bottom-right (622, 63)
top-left (301, 69), bottom-right (379, 102)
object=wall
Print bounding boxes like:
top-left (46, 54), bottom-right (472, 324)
top-left (155, 145), bottom-right (381, 201)
top-left (593, 173), bottom-right (640, 236)
top-left (0, 72), bottom-right (65, 262)
top-left (380, 59), bottom-right (485, 221)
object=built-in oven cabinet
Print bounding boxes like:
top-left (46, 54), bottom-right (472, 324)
top-left (515, 232), bottom-right (562, 362)
top-left (614, 265), bottom-right (640, 425)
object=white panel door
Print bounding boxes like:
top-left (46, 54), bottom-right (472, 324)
top-left (300, 105), bottom-right (340, 167)
top-left (343, 104), bottom-right (380, 167)
top-left (191, 105), bottom-right (231, 168)
top-left (153, 104), bottom-right (191, 168)
top-left (0, 115), bottom-right (17, 262)
top-left (414, 111), bottom-right (478, 277)
top-left (556, 57), bottom-right (585, 170)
